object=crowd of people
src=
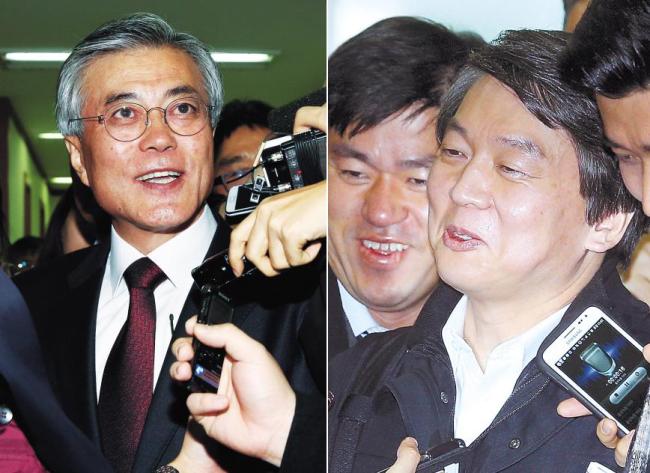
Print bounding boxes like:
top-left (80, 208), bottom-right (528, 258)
top-left (5, 1), bottom-right (650, 472)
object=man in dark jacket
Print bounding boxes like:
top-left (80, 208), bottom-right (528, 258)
top-left (329, 29), bottom-right (648, 473)
top-left (328, 17), bottom-right (478, 358)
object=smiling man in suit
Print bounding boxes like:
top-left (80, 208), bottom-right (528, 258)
top-left (14, 13), bottom-right (322, 473)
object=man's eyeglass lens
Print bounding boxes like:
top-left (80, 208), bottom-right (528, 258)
top-left (100, 97), bottom-right (209, 142)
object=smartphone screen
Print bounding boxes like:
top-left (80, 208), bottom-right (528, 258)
top-left (544, 308), bottom-right (649, 433)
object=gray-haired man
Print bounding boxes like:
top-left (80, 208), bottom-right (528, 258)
top-left (15, 13), bottom-right (322, 473)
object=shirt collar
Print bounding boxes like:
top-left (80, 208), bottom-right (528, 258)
top-left (338, 280), bottom-right (388, 337)
top-left (108, 205), bottom-right (217, 296)
top-left (442, 295), bottom-right (567, 369)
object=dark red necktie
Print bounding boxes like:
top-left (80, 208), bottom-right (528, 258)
top-left (98, 257), bottom-right (166, 473)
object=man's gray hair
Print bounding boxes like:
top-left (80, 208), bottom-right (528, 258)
top-left (56, 12), bottom-right (223, 136)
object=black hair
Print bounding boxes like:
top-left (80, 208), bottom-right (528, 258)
top-left (560, 0), bottom-right (650, 98)
top-left (328, 16), bottom-right (480, 137)
top-left (213, 99), bottom-right (273, 158)
top-left (437, 29), bottom-right (646, 264)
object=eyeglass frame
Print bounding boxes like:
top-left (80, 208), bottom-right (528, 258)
top-left (214, 164), bottom-right (260, 190)
top-left (67, 96), bottom-right (214, 142)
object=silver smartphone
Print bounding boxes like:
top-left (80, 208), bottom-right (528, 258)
top-left (540, 306), bottom-right (649, 434)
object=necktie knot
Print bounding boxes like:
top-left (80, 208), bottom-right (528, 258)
top-left (123, 257), bottom-right (166, 290)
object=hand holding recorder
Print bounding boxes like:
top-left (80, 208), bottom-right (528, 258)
top-left (170, 317), bottom-right (296, 467)
top-left (545, 308), bottom-right (650, 467)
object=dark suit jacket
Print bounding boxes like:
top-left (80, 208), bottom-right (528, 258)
top-left (327, 267), bottom-right (356, 360)
top-left (0, 270), bottom-right (111, 473)
top-left (15, 215), bottom-right (323, 472)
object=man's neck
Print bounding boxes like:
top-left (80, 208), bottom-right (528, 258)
top-left (368, 301), bottom-right (426, 330)
top-left (112, 208), bottom-right (205, 255)
top-left (462, 255), bottom-right (604, 370)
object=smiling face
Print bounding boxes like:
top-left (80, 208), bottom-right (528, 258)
top-left (66, 46), bottom-right (214, 253)
top-left (597, 89), bottom-right (650, 216)
top-left (328, 106), bottom-right (438, 326)
top-left (428, 76), bottom-right (596, 302)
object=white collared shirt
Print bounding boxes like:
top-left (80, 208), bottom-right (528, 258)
top-left (338, 281), bottom-right (388, 337)
top-left (95, 206), bottom-right (217, 399)
top-left (442, 295), bottom-right (567, 445)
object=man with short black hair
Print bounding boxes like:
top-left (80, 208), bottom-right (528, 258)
top-left (212, 99), bottom-right (272, 198)
top-left (328, 17), bottom-right (475, 358)
top-left (329, 29), bottom-right (647, 473)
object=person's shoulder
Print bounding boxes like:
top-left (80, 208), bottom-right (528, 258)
top-left (13, 244), bottom-right (106, 298)
top-left (329, 328), bottom-right (412, 398)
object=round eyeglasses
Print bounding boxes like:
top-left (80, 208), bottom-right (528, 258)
top-left (68, 96), bottom-right (213, 142)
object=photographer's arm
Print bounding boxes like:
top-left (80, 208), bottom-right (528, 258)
top-left (228, 103), bottom-right (327, 277)
top-left (229, 181), bottom-right (326, 276)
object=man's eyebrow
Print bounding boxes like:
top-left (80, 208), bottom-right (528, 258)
top-left (444, 118), bottom-right (469, 139)
top-left (603, 136), bottom-right (625, 150)
top-left (330, 143), bottom-right (368, 162)
top-left (399, 155), bottom-right (435, 169)
top-left (603, 136), bottom-right (650, 153)
top-left (496, 135), bottom-right (546, 160)
top-left (217, 155), bottom-right (246, 167)
top-left (166, 85), bottom-right (200, 99)
top-left (105, 92), bottom-right (138, 106)
top-left (103, 85), bottom-right (200, 107)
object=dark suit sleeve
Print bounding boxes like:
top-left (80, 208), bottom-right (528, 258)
top-left (279, 392), bottom-right (325, 473)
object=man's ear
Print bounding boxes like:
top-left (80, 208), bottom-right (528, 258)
top-left (65, 136), bottom-right (89, 186)
top-left (585, 211), bottom-right (635, 253)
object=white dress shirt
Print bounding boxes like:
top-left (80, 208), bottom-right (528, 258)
top-left (338, 281), bottom-right (388, 337)
top-left (95, 206), bottom-right (217, 398)
top-left (442, 295), bottom-right (567, 445)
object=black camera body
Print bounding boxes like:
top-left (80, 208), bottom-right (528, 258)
top-left (225, 129), bottom-right (326, 222)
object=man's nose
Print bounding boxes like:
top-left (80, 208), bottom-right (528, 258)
top-left (449, 160), bottom-right (491, 209)
top-left (361, 175), bottom-right (408, 227)
top-left (139, 108), bottom-right (176, 152)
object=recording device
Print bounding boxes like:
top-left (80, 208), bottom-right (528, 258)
top-left (225, 129), bottom-right (326, 222)
top-left (376, 439), bottom-right (465, 473)
top-left (187, 249), bottom-right (257, 393)
top-left (538, 306), bottom-right (650, 435)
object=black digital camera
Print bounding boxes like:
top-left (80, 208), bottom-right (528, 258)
top-left (224, 129), bottom-right (326, 222)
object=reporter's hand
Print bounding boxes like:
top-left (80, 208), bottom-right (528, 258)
top-left (293, 104), bottom-right (326, 134)
top-left (229, 181), bottom-right (326, 276)
top-left (170, 318), bottom-right (296, 467)
top-left (386, 438), bottom-right (420, 473)
top-left (556, 343), bottom-right (650, 466)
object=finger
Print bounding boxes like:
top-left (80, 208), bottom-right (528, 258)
top-left (293, 106), bottom-right (326, 134)
top-left (244, 208), bottom-right (279, 276)
top-left (285, 241), bottom-right (321, 267)
top-left (643, 344), bottom-right (650, 363)
top-left (614, 430), bottom-right (633, 467)
top-left (557, 398), bottom-right (591, 418)
top-left (192, 322), bottom-right (268, 363)
top-left (267, 228), bottom-right (291, 271)
top-left (185, 315), bottom-right (198, 336)
top-left (170, 360), bottom-right (192, 382)
top-left (596, 418), bottom-right (619, 449)
top-left (229, 213), bottom-right (256, 277)
top-left (171, 337), bottom-right (194, 362)
top-left (387, 437), bottom-right (420, 473)
top-left (186, 392), bottom-right (230, 416)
